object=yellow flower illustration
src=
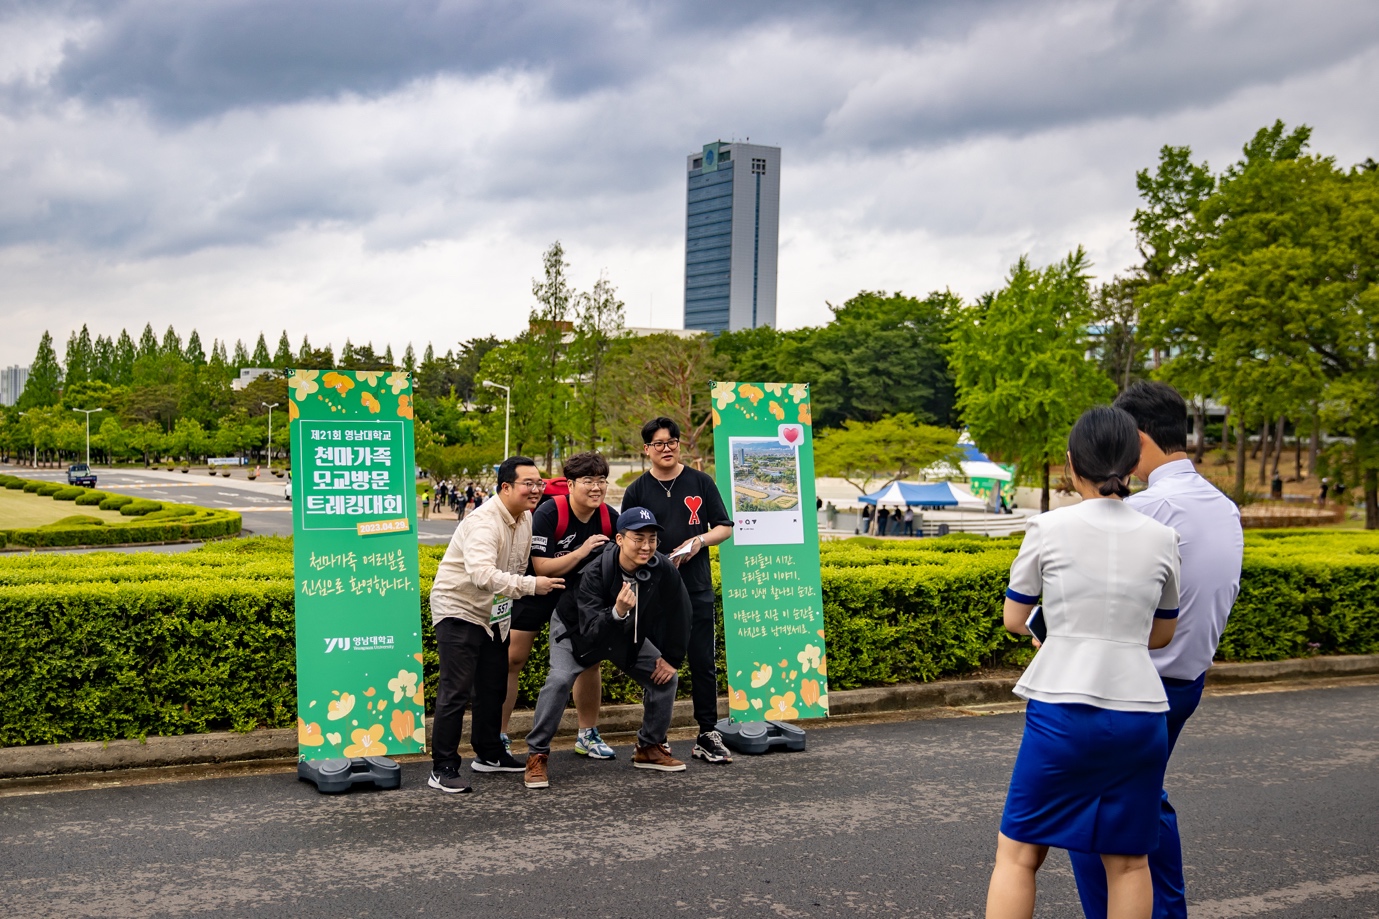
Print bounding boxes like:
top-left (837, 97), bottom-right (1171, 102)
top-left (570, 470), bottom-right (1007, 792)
top-left (326, 731), bottom-right (342, 745)
top-left (764, 382), bottom-right (785, 396)
top-left (789, 383), bottom-right (808, 403)
top-left (750, 698), bottom-right (764, 710)
top-left (411, 727), bottom-right (427, 746)
top-left (397, 394), bottom-right (413, 419)
top-left (738, 383), bottom-right (765, 405)
top-left (288, 370), bottom-right (319, 402)
top-left (712, 381), bottom-right (737, 410)
top-left (327, 692), bottom-right (355, 721)
top-left (797, 643), bottom-right (822, 673)
top-left (750, 664), bottom-right (773, 688)
top-left (818, 654), bottom-right (827, 676)
top-left (390, 708), bottom-right (416, 744)
top-left (342, 724), bottom-right (388, 758)
top-left (800, 679), bottom-right (821, 708)
top-left (412, 682), bottom-right (425, 706)
top-left (768, 400), bottom-right (785, 420)
top-left (712, 409), bottom-right (721, 427)
top-left (361, 391), bottom-right (381, 414)
top-left (388, 669), bottom-right (419, 703)
top-left (386, 371), bottom-right (409, 395)
top-left (798, 401), bottom-right (812, 426)
top-left (288, 400), bottom-right (300, 421)
top-left (321, 371), bottom-right (355, 395)
top-left (355, 370), bottom-right (383, 386)
top-left (728, 687), bottom-right (750, 711)
top-left (297, 718), bottom-right (325, 746)
top-left (768, 692), bottom-right (800, 719)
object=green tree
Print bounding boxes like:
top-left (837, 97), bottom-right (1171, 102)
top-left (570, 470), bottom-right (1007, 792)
top-left (949, 249), bottom-right (1115, 511)
top-left (18, 331), bottom-right (63, 410)
top-left (251, 333), bottom-right (272, 367)
top-left (273, 331), bottom-right (293, 369)
top-left (527, 241), bottom-right (578, 470)
top-left (571, 273), bottom-right (626, 449)
top-left (92, 334), bottom-right (115, 383)
top-left (185, 330), bottom-right (206, 366)
top-left (64, 325), bottom-right (94, 386)
top-left (1090, 275), bottom-right (1145, 392)
top-left (136, 324), bottom-right (159, 362)
top-left (161, 325), bottom-right (182, 358)
top-left (813, 414), bottom-right (963, 494)
top-left (232, 339), bottom-right (250, 369)
top-left (602, 332), bottom-right (723, 464)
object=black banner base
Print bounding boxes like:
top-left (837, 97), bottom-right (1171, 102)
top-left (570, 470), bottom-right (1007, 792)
top-left (298, 756), bottom-right (402, 794)
top-left (714, 718), bottom-right (806, 755)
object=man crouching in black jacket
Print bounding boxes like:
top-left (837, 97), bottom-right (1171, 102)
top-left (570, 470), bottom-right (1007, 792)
top-left (523, 507), bottom-right (692, 789)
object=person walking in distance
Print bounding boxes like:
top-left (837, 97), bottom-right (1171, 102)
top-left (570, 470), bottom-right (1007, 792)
top-left (987, 406), bottom-right (1181, 919)
top-left (1068, 382), bottom-right (1243, 919)
top-left (502, 451), bottom-right (619, 760)
top-left (522, 507), bottom-right (692, 789)
top-left (426, 456), bottom-right (564, 794)
top-left (620, 417), bottom-right (735, 764)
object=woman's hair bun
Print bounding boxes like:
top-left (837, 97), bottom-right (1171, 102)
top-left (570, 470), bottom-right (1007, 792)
top-left (1097, 474), bottom-right (1131, 498)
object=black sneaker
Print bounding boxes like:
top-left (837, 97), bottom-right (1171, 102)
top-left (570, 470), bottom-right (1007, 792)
top-left (692, 730), bottom-right (733, 764)
top-left (469, 750), bottom-right (526, 773)
top-left (428, 766), bottom-right (473, 794)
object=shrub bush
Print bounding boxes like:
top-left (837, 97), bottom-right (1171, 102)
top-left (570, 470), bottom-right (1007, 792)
top-left (142, 506), bottom-right (196, 520)
top-left (4, 479), bottom-right (26, 490)
top-left (119, 500), bottom-right (163, 516)
top-left (22, 482), bottom-right (43, 493)
top-left (74, 491), bottom-right (109, 506)
top-left (35, 483), bottom-right (63, 496)
top-left (52, 487), bottom-right (85, 501)
top-left (98, 495), bottom-right (134, 511)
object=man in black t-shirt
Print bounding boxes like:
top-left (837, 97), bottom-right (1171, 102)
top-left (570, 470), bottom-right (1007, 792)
top-left (620, 416), bottom-right (735, 764)
top-left (503, 452), bottom-right (619, 760)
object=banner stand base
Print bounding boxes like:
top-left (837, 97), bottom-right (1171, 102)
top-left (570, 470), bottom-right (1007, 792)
top-left (298, 756), bottom-right (402, 794)
top-left (715, 718), bottom-right (806, 755)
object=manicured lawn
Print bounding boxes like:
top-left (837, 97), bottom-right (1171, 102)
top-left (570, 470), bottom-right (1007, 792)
top-left (0, 488), bottom-right (129, 528)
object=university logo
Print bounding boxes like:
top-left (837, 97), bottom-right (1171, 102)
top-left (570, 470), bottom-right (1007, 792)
top-left (324, 637), bottom-right (351, 653)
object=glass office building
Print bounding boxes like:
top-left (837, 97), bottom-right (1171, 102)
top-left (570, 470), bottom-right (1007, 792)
top-left (684, 141), bottom-right (780, 333)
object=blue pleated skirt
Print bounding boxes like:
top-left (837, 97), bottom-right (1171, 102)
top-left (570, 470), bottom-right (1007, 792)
top-left (1000, 699), bottom-right (1169, 855)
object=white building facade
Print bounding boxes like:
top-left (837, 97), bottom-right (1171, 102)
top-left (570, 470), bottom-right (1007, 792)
top-left (0, 365), bottom-right (28, 406)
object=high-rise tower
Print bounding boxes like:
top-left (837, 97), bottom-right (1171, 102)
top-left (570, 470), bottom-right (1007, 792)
top-left (683, 141), bottom-right (780, 333)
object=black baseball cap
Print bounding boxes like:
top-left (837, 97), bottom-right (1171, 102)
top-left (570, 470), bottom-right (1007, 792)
top-left (616, 507), bottom-right (662, 532)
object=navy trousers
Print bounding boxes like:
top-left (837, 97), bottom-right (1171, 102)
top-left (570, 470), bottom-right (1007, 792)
top-left (1069, 673), bottom-right (1206, 919)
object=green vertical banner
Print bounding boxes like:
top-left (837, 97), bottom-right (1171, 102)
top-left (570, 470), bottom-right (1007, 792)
top-left (288, 369), bottom-right (428, 762)
top-left (711, 382), bottom-right (829, 722)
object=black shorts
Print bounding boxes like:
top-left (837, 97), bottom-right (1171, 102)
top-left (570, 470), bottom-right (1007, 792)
top-left (511, 602), bottom-right (553, 634)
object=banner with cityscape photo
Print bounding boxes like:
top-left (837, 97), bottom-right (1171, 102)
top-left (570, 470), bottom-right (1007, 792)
top-left (288, 368), bottom-right (428, 762)
top-left (711, 381), bottom-right (829, 722)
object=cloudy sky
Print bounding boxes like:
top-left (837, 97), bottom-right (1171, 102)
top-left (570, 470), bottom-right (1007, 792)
top-left (2, 0), bottom-right (1378, 368)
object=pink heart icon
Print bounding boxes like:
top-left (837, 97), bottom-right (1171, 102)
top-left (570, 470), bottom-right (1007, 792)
top-left (782, 427), bottom-right (800, 444)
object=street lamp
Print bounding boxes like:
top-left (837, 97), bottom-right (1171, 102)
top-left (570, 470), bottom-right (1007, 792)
top-left (17, 411), bottom-right (36, 468)
top-left (262, 402), bottom-right (279, 470)
top-left (481, 380), bottom-right (511, 459)
top-left (72, 408), bottom-right (103, 466)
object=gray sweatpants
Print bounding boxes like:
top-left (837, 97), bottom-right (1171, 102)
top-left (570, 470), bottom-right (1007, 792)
top-left (525, 619), bottom-right (678, 755)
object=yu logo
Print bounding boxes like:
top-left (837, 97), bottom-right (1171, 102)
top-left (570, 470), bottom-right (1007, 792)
top-left (324, 637), bottom-right (352, 653)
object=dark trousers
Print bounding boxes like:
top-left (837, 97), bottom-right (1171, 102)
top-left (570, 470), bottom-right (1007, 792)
top-left (431, 617), bottom-right (509, 771)
top-left (1069, 672), bottom-right (1206, 919)
top-left (687, 588), bottom-right (719, 733)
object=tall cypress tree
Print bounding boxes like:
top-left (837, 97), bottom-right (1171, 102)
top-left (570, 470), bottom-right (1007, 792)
top-left (92, 334), bottom-right (114, 383)
top-left (137, 324), bottom-right (159, 361)
top-left (161, 325), bottom-right (182, 357)
top-left (252, 333), bottom-right (272, 367)
top-left (403, 343), bottom-right (416, 372)
top-left (113, 330), bottom-right (137, 384)
top-left (185, 330), bottom-right (206, 366)
top-left (65, 325), bottom-right (94, 385)
top-left (273, 331), bottom-right (293, 368)
top-left (340, 339), bottom-right (356, 366)
top-left (383, 344), bottom-right (394, 367)
top-left (18, 331), bottom-right (63, 409)
top-left (232, 339), bottom-right (250, 369)
top-left (298, 335), bottom-right (313, 362)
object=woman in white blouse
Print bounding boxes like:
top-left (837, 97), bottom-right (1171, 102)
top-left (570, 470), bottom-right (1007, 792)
top-left (985, 406), bottom-right (1180, 919)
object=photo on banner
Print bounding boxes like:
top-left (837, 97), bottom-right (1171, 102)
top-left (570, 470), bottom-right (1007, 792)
top-left (712, 382), bottom-right (829, 722)
top-left (288, 369), bottom-right (429, 762)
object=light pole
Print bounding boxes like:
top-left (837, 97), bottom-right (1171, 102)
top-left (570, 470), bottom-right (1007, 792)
top-left (18, 411), bottom-right (36, 468)
top-left (262, 402), bottom-right (279, 469)
top-left (481, 380), bottom-right (511, 459)
top-left (72, 408), bottom-right (103, 466)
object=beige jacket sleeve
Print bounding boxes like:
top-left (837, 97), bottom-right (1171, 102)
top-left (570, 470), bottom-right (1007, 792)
top-left (467, 514), bottom-right (537, 599)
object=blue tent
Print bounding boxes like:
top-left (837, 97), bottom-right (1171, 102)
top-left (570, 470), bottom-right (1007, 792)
top-left (858, 481), bottom-right (984, 508)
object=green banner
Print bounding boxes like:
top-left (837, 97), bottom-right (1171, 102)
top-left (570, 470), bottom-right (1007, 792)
top-left (288, 369), bottom-right (428, 762)
top-left (711, 382), bottom-right (829, 722)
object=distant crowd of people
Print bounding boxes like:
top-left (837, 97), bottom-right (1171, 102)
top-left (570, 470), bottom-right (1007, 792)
top-left (419, 480), bottom-right (490, 521)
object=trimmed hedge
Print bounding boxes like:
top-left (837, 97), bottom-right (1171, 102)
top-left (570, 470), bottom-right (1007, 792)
top-left (119, 500), bottom-right (163, 516)
top-left (35, 483), bottom-right (62, 496)
top-left (98, 494), bottom-right (134, 511)
top-left (74, 490), bottom-right (109, 506)
top-left (0, 531), bottom-right (1376, 746)
top-left (22, 482), bottom-right (42, 493)
top-left (0, 477), bottom-right (240, 549)
top-left (52, 487), bottom-right (85, 501)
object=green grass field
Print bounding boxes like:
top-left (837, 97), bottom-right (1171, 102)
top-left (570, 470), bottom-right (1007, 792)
top-left (0, 488), bottom-right (129, 528)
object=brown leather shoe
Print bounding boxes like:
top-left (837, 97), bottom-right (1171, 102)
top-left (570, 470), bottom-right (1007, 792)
top-left (632, 742), bottom-right (686, 772)
top-left (524, 753), bottom-right (549, 789)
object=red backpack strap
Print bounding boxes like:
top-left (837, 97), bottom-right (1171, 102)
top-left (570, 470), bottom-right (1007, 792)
top-left (598, 502), bottom-right (614, 538)
top-left (554, 494), bottom-right (571, 541)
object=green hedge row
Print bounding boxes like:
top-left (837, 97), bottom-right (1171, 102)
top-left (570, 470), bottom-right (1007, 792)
top-left (0, 531), bottom-right (1376, 745)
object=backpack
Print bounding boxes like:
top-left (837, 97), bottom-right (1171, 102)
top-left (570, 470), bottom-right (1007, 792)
top-left (553, 494), bottom-right (615, 542)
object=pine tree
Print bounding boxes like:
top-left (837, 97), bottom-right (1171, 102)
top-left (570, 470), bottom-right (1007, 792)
top-left (185, 330), bottom-right (206, 366)
top-left (113, 330), bottom-right (137, 384)
top-left (403, 343), bottom-right (417, 372)
top-left (92, 335), bottom-right (114, 383)
top-left (383, 344), bottom-right (394, 367)
top-left (64, 329), bottom-right (89, 386)
top-left (298, 335), bottom-right (313, 362)
top-left (232, 339), bottom-right (250, 369)
top-left (423, 343), bottom-right (435, 364)
top-left (274, 331), bottom-right (293, 368)
top-left (212, 339), bottom-right (229, 364)
top-left (18, 331), bottom-right (63, 409)
top-left (252, 333), bottom-right (271, 367)
top-left (340, 339), bottom-right (356, 366)
top-left (161, 325), bottom-right (182, 357)
top-left (137, 324), bottom-right (159, 361)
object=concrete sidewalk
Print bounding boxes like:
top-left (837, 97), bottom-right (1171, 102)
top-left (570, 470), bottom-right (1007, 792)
top-left (4, 654), bottom-right (1376, 782)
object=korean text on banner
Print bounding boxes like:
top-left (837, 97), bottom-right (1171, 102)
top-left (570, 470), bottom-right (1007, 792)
top-left (711, 381), bottom-right (829, 722)
top-left (288, 369), bottom-right (428, 761)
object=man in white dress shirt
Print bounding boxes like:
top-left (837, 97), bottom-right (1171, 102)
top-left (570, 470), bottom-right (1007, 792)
top-left (1070, 382), bottom-right (1244, 919)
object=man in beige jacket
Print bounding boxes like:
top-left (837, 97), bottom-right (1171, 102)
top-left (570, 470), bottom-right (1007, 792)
top-left (428, 456), bottom-right (563, 794)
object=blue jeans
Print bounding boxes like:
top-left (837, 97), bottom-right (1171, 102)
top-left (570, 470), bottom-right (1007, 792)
top-left (1069, 673), bottom-right (1206, 919)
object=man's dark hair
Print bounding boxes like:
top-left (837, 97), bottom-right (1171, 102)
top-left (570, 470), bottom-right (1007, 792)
top-left (496, 456), bottom-right (538, 491)
top-left (1068, 406), bottom-right (1141, 498)
top-left (641, 416), bottom-right (681, 444)
top-left (562, 451), bottom-right (609, 480)
top-left (1113, 381), bottom-right (1189, 454)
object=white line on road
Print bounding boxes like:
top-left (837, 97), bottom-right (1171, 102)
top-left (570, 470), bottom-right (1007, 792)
top-left (1193, 873), bottom-right (1379, 918)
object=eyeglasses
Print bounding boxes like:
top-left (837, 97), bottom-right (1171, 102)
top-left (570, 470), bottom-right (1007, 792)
top-left (646, 439), bottom-right (680, 452)
top-left (515, 479), bottom-right (547, 493)
top-left (572, 476), bottom-right (608, 488)
top-left (623, 532), bottom-right (659, 546)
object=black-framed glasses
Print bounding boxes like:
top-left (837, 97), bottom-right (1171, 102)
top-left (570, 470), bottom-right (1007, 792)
top-left (646, 439), bottom-right (680, 452)
top-left (571, 476), bottom-right (608, 488)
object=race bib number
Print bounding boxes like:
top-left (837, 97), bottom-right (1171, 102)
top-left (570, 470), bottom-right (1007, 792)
top-left (489, 595), bottom-right (513, 626)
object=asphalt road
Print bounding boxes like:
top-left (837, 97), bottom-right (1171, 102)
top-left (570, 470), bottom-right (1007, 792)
top-left (1, 682), bottom-right (1376, 918)
top-left (1, 465), bottom-right (462, 547)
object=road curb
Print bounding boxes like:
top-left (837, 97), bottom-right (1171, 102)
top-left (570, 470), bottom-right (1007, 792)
top-left (3, 654), bottom-right (1376, 780)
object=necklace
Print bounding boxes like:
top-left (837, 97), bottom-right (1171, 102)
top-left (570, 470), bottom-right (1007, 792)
top-left (656, 468), bottom-right (681, 499)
